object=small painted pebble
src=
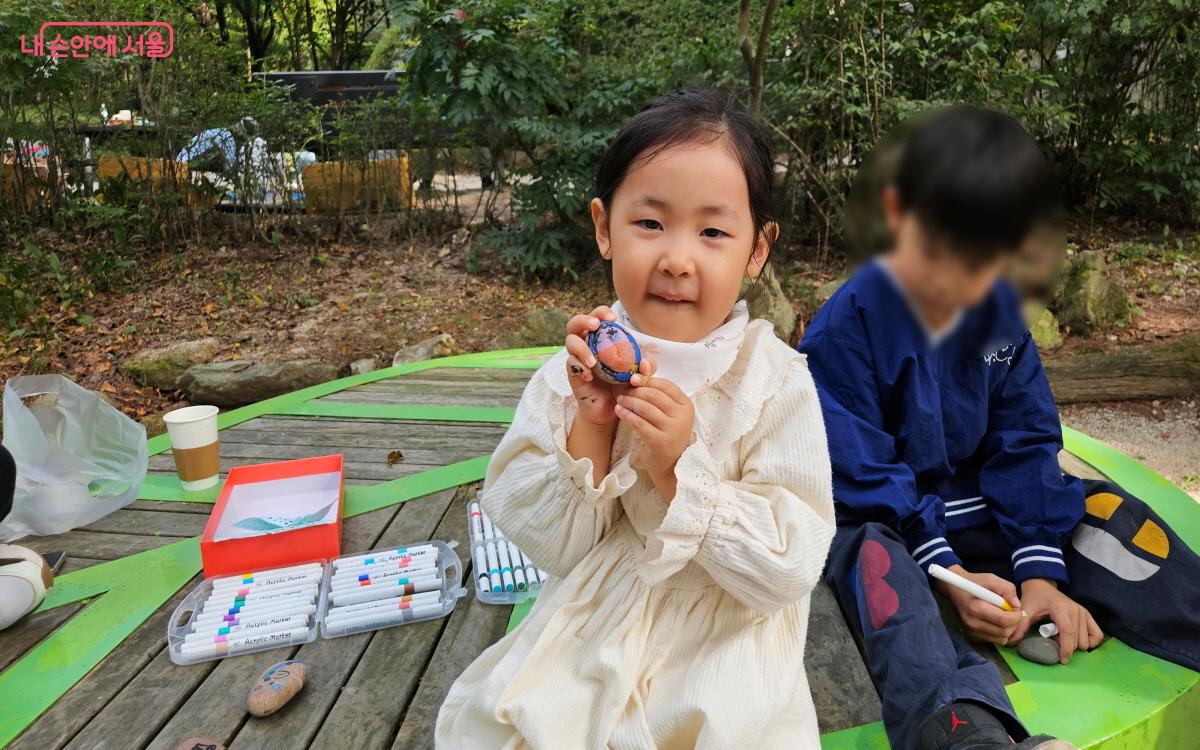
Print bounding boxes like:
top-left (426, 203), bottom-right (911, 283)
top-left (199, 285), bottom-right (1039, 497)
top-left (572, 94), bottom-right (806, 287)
top-left (175, 739), bottom-right (225, 750)
top-left (1017, 635), bottom-right (1061, 665)
top-left (247, 659), bottom-right (307, 717)
top-left (587, 321), bottom-right (641, 384)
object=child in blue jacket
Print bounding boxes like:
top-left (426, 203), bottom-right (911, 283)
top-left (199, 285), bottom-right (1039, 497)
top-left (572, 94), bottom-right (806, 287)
top-left (800, 105), bottom-right (1200, 750)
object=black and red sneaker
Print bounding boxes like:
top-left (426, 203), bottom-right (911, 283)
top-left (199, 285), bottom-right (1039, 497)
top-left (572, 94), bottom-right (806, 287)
top-left (916, 702), bottom-right (1075, 750)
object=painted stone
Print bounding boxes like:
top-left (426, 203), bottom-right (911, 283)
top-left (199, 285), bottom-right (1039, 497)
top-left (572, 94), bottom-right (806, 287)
top-left (247, 659), bottom-right (307, 717)
top-left (175, 739), bottom-right (225, 750)
top-left (587, 321), bottom-right (641, 384)
top-left (1017, 635), bottom-right (1061, 665)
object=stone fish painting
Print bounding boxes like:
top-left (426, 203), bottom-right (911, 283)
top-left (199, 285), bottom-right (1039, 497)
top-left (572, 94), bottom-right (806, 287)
top-left (587, 321), bottom-right (642, 384)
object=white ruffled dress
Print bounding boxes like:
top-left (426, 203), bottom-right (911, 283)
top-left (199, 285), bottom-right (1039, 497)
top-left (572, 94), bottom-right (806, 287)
top-left (435, 319), bottom-right (836, 749)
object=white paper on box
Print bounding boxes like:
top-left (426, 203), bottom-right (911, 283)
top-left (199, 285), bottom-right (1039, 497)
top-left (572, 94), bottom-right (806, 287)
top-left (212, 471), bottom-right (342, 542)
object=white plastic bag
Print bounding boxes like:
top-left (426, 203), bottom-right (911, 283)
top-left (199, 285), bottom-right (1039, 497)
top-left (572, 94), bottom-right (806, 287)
top-left (0, 375), bottom-right (147, 541)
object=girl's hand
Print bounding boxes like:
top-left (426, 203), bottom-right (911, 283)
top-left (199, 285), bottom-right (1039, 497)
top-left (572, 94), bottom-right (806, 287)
top-left (615, 371), bottom-right (694, 479)
top-left (564, 306), bottom-right (657, 426)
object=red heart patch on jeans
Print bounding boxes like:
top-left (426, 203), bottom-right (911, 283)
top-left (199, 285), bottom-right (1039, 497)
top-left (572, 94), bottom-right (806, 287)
top-left (861, 539), bottom-right (900, 629)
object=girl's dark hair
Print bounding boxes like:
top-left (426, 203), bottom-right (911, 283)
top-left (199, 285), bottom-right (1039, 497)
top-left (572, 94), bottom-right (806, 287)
top-left (894, 104), bottom-right (1065, 264)
top-left (594, 87), bottom-right (776, 235)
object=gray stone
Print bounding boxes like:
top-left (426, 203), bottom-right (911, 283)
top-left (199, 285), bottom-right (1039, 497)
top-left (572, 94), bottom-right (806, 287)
top-left (1024, 302), bottom-right (1063, 351)
top-left (497, 308), bottom-right (572, 349)
top-left (1053, 251), bottom-right (1131, 336)
top-left (1016, 635), bottom-right (1061, 665)
top-left (391, 333), bottom-right (463, 366)
top-left (350, 357), bottom-right (378, 375)
top-left (740, 263), bottom-right (796, 343)
top-left (815, 277), bottom-right (848, 304)
top-left (120, 338), bottom-right (221, 390)
top-left (178, 360), bottom-right (339, 408)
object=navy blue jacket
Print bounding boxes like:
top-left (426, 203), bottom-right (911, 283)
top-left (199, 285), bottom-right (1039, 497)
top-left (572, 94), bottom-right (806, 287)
top-left (799, 259), bottom-right (1084, 584)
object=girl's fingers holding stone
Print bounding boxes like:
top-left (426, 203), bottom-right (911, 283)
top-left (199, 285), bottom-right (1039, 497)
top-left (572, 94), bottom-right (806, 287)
top-left (566, 313), bottom-right (601, 339)
top-left (590, 305), bottom-right (618, 322)
top-left (566, 354), bottom-right (591, 383)
top-left (565, 334), bottom-right (597, 368)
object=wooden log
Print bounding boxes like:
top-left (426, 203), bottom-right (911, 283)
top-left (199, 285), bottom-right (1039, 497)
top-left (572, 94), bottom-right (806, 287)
top-left (1044, 332), bottom-right (1200, 403)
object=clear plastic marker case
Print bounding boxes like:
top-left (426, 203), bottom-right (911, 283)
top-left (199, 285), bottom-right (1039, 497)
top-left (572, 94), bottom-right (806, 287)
top-left (321, 540), bottom-right (466, 639)
top-left (467, 498), bottom-right (550, 605)
top-left (167, 558), bottom-right (328, 666)
top-left (166, 541), bottom-right (465, 664)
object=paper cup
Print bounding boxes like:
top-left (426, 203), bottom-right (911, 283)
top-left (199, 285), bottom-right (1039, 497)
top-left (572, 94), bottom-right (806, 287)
top-left (164, 405), bottom-right (220, 491)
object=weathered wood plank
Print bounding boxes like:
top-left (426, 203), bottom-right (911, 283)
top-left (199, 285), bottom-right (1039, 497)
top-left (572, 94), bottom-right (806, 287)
top-left (9, 579), bottom-right (201, 749)
top-left (82, 509), bottom-right (208, 538)
top-left (317, 391), bottom-right (523, 408)
top-left (230, 488), bottom-right (466, 750)
top-left (389, 489), bottom-right (511, 750)
top-left (804, 583), bottom-right (884, 732)
top-left (149, 455), bottom-right (468, 482)
top-left (1059, 449), bottom-right (1108, 481)
top-left (1045, 332), bottom-right (1200, 403)
top-left (128, 500), bottom-right (215, 515)
top-left (152, 442), bottom-right (491, 468)
top-left (58, 557), bottom-right (106, 574)
top-left (217, 425), bottom-right (509, 452)
top-left (21, 530), bottom-right (180, 561)
top-left (347, 381), bottom-right (529, 397)
top-left (223, 416), bottom-right (512, 436)
top-left (0, 602), bottom-right (86, 673)
top-left (379, 368), bottom-right (537, 384)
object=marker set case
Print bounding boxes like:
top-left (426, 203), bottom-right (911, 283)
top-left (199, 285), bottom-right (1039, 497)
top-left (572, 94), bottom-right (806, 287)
top-left (467, 494), bottom-right (550, 605)
top-left (167, 541), bottom-right (465, 665)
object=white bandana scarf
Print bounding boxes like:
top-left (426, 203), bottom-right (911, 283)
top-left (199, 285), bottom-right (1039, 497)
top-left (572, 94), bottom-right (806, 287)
top-left (608, 299), bottom-right (750, 397)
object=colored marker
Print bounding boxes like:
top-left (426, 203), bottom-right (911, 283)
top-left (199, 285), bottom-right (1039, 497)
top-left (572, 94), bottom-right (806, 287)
top-left (324, 601), bottom-right (445, 631)
top-left (473, 545), bottom-right (489, 594)
top-left (468, 502), bottom-right (484, 539)
top-left (209, 563), bottom-right (323, 589)
top-left (210, 569), bottom-right (322, 592)
top-left (329, 568), bottom-right (440, 597)
top-left (325, 593), bottom-right (443, 624)
top-left (507, 541), bottom-right (527, 591)
top-left (202, 583), bottom-right (317, 608)
top-left (485, 542), bottom-right (502, 593)
top-left (325, 591), bottom-right (442, 620)
top-left (183, 614), bottom-right (310, 643)
top-left (178, 626), bottom-right (310, 657)
top-left (928, 564), bottom-right (1014, 612)
top-left (519, 550), bottom-right (538, 585)
top-left (329, 575), bottom-right (443, 607)
top-left (333, 552), bottom-right (439, 577)
top-left (188, 611), bottom-right (309, 636)
top-left (496, 542), bottom-right (515, 592)
top-left (329, 558), bottom-right (438, 586)
top-left (192, 599), bottom-right (316, 625)
top-left (334, 546), bottom-right (438, 569)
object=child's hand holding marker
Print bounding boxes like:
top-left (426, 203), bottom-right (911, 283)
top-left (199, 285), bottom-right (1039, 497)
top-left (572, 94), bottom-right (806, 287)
top-left (930, 563), bottom-right (1024, 646)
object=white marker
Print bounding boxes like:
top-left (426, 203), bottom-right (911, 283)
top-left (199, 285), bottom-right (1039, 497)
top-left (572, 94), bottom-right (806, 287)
top-left (210, 569), bottom-right (322, 593)
top-left (329, 575), bottom-right (443, 607)
top-left (928, 564), bottom-right (1014, 612)
top-left (187, 612), bottom-right (309, 637)
top-left (482, 511), bottom-right (495, 541)
top-left (1040, 622), bottom-right (1060, 638)
top-left (209, 563), bottom-right (323, 589)
top-left (326, 591), bottom-right (442, 620)
top-left (334, 546), bottom-right (438, 570)
top-left (496, 542), bottom-right (515, 592)
top-left (330, 556), bottom-right (438, 583)
top-left (507, 541), bottom-right (527, 591)
top-left (473, 545), bottom-right (489, 594)
top-left (468, 502), bottom-right (485, 539)
top-left (202, 583), bottom-right (317, 609)
top-left (519, 550), bottom-right (538, 585)
top-left (537, 570), bottom-right (549, 586)
top-left (485, 542), bottom-right (502, 593)
top-left (178, 626), bottom-right (310, 657)
top-left (192, 599), bottom-right (317, 626)
top-left (183, 614), bottom-right (309, 643)
top-left (324, 601), bottom-right (445, 631)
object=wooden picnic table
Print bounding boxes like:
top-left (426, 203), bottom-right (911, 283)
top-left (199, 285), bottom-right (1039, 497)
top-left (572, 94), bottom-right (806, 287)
top-left (0, 354), bottom-right (1141, 749)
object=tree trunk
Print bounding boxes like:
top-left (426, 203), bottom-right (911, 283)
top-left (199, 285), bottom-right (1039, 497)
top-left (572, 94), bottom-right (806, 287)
top-left (1044, 332), bottom-right (1200, 403)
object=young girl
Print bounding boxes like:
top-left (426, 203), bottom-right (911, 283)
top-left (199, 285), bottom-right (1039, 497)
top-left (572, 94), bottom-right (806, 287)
top-left (436, 88), bottom-right (836, 749)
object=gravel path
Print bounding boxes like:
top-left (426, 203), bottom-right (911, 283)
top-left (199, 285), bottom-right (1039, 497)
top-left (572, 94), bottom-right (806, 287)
top-left (1061, 398), bottom-right (1200, 502)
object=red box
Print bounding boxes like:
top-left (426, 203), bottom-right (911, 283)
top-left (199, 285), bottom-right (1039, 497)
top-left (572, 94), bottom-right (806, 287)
top-left (200, 454), bottom-right (344, 578)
